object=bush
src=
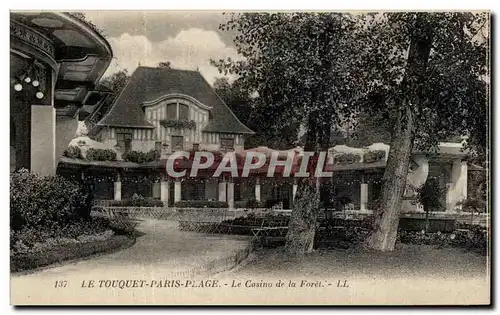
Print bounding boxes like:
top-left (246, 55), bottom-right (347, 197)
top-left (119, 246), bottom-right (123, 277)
top-left (234, 199), bottom-right (267, 209)
top-left (86, 148), bottom-right (117, 161)
top-left (10, 170), bottom-right (94, 231)
top-left (460, 197), bottom-right (487, 213)
top-left (264, 199), bottom-right (281, 208)
top-left (10, 216), bottom-right (111, 252)
top-left (333, 153), bottom-right (361, 165)
top-left (11, 234), bottom-right (133, 272)
top-left (122, 149), bottom-right (160, 164)
top-left (63, 146), bottom-right (83, 159)
top-left (174, 200), bottom-right (229, 208)
top-left (363, 150), bottom-right (386, 163)
top-left (109, 197), bottom-right (164, 207)
top-left (160, 119), bottom-right (196, 130)
top-left (397, 226), bottom-right (487, 255)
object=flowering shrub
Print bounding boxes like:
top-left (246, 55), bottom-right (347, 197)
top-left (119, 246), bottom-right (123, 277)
top-left (363, 150), bottom-right (386, 163)
top-left (109, 198), bottom-right (164, 207)
top-left (397, 226), bottom-right (487, 255)
top-left (86, 148), bottom-right (117, 161)
top-left (11, 232), bottom-right (133, 272)
top-left (333, 153), bottom-right (361, 165)
top-left (160, 119), bottom-right (196, 130)
top-left (122, 149), bottom-right (160, 163)
top-left (63, 146), bottom-right (83, 159)
top-left (175, 200), bottom-right (229, 208)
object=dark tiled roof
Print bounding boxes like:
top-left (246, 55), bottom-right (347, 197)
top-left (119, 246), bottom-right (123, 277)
top-left (96, 67), bottom-right (254, 134)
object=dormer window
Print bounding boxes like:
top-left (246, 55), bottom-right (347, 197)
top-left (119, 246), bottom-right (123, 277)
top-left (166, 102), bottom-right (190, 120)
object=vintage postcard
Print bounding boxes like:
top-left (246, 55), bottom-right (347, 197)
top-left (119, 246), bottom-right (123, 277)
top-left (9, 10), bottom-right (490, 305)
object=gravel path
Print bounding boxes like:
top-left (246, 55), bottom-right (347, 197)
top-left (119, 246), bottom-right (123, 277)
top-left (11, 219), bottom-right (250, 305)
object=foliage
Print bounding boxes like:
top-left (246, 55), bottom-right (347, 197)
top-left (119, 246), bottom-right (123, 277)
top-left (459, 197), bottom-right (487, 214)
top-left (157, 61), bottom-right (172, 69)
top-left (10, 170), bottom-right (94, 231)
top-left (66, 12), bottom-right (106, 36)
top-left (87, 69), bottom-right (131, 133)
top-left (214, 12), bottom-right (489, 252)
top-left (122, 149), bottom-right (160, 164)
top-left (11, 233), bottom-right (132, 272)
top-left (160, 119), bottom-right (196, 130)
top-left (11, 217), bottom-right (111, 252)
top-left (416, 177), bottom-right (446, 212)
top-left (86, 148), bottom-right (117, 161)
top-left (109, 194), bottom-right (164, 207)
top-left (234, 199), bottom-right (267, 209)
top-left (63, 146), bottom-right (83, 159)
top-left (333, 153), bottom-right (362, 165)
top-left (397, 227), bottom-right (487, 255)
top-left (9, 170), bottom-right (115, 270)
top-left (174, 200), bottom-right (229, 208)
top-left (363, 150), bottom-right (386, 163)
top-left (213, 77), bottom-right (299, 149)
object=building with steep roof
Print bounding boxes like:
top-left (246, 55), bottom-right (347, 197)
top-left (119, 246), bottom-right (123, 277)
top-left (89, 66), bottom-right (254, 155)
top-left (57, 67), bottom-right (481, 216)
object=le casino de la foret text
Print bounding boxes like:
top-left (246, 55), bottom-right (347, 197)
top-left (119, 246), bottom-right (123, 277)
top-left (80, 279), bottom-right (348, 289)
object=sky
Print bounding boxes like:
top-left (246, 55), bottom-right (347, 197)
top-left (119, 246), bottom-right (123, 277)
top-left (82, 11), bottom-right (240, 85)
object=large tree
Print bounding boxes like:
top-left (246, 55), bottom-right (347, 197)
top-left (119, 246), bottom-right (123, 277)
top-left (213, 77), bottom-right (299, 149)
top-left (355, 12), bottom-right (488, 251)
top-left (213, 13), bottom-right (366, 254)
top-left (214, 12), bottom-right (488, 253)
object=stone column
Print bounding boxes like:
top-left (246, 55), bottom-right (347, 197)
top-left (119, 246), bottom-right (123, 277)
top-left (31, 105), bottom-right (56, 175)
top-left (292, 178), bottom-right (298, 201)
top-left (174, 179), bottom-right (182, 203)
top-left (447, 160), bottom-right (468, 212)
top-left (360, 184), bottom-right (368, 211)
top-left (160, 175), bottom-right (170, 206)
top-left (218, 177), bottom-right (227, 202)
top-left (227, 178), bottom-right (234, 209)
top-left (255, 177), bottom-right (261, 202)
top-left (114, 171), bottom-right (122, 201)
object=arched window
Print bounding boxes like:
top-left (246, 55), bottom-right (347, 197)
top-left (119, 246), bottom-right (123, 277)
top-left (165, 102), bottom-right (190, 120)
top-left (179, 104), bottom-right (189, 120)
top-left (166, 103), bottom-right (177, 120)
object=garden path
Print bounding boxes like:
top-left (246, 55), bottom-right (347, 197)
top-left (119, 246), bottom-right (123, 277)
top-left (11, 219), bottom-right (250, 305)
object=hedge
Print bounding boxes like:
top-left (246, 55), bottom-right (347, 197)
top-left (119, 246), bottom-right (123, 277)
top-left (174, 200), bottom-right (229, 208)
top-left (363, 150), bottom-right (386, 163)
top-left (86, 148), bottom-right (117, 161)
top-left (63, 146), bottom-right (83, 159)
top-left (122, 149), bottom-right (160, 164)
top-left (11, 234), bottom-right (134, 272)
top-left (109, 199), bottom-right (164, 207)
top-left (397, 226), bottom-right (487, 255)
top-left (234, 199), bottom-right (267, 209)
top-left (333, 153), bottom-right (361, 165)
top-left (160, 119), bottom-right (196, 130)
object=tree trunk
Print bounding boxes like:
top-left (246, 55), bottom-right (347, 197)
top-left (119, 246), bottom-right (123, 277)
top-left (366, 14), bottom-right (433, 251)
top-left (366, 104), bottom-right (415, 250)
top-left (285, 111), bottom-right (329, 255)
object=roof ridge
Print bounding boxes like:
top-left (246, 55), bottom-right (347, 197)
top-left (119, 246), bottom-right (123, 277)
top-left (136, 65), bottom-right (200, 73)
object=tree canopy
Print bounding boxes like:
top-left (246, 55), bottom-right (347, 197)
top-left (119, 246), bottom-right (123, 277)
top-left (213, 12), bottom-right (489, 253)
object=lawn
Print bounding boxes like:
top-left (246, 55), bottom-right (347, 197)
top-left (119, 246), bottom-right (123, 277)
top-left (232, 243), bottom-right (489, 280)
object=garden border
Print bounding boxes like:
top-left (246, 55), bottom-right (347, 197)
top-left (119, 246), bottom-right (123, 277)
top-left (11, 234), bottom-right (136, 275)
